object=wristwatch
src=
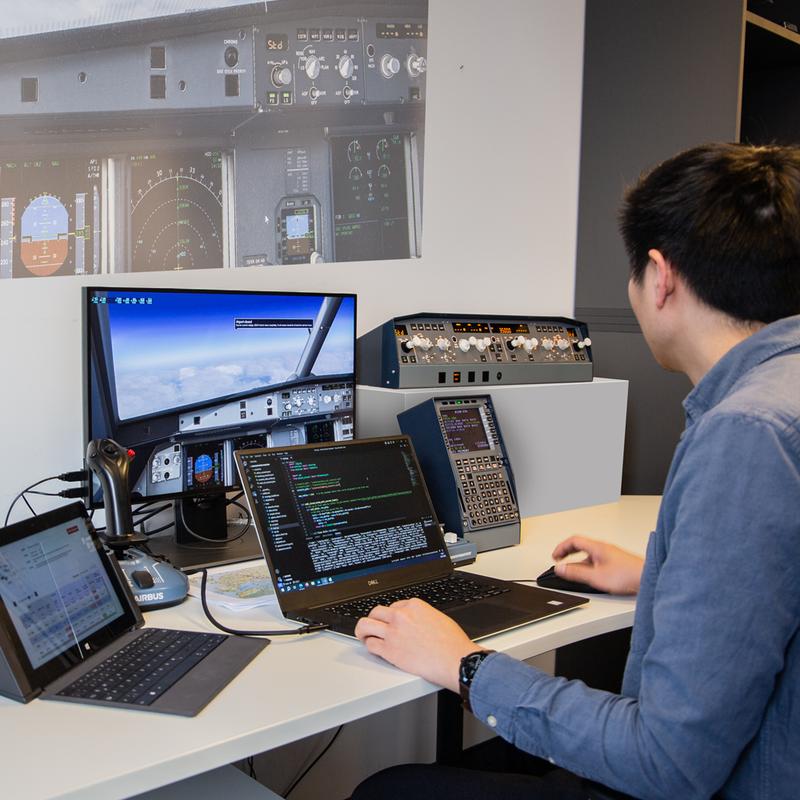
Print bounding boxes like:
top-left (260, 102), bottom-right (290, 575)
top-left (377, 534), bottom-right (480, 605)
top-left (458, 649), bottom-right (494, 711)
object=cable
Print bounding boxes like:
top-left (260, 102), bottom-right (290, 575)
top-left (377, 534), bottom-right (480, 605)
top-left (284, 726), bottom-right (343, 797)
top-left (195, 568), bottom-right (330, 637)
top-left (176, 497), bottom-right (252, 545)
top-left (4, 475), bottom-right (61, 526)
top-left (4, 471), bottom-right (92, 528)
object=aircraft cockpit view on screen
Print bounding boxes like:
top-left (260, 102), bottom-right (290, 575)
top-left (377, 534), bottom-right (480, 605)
top-left (85, 287), bottom-right (356, 505)
top-left (0, 0), bottom-right (428, 279)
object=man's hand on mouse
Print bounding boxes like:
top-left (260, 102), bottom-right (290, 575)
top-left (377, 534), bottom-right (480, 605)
top-left (355, 598), bottom-right (479, 691)
top-left (552, 536), bottom-right (643, 595)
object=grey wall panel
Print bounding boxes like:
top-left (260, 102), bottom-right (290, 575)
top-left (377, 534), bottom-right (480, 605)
top-left (576, 1), bottom-right (744, 493)
top-left (576, 0), bottom-right (744, 311)
top-left (588, 327), bottom-right (691, 495)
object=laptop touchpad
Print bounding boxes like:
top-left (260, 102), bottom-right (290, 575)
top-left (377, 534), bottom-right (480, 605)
top-left (448, 602), bottom-right (531, 631)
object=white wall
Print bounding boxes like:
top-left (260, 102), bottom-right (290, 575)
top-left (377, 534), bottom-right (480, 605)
top-left (0, 0), bottom-right (586, 518)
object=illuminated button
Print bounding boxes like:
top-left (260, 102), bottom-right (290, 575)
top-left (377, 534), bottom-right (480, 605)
top-left (297, 28), bottom-right (308, 41)
top-left (309, 29), bottom-right (321, 41)
top-left (322, 29), bottom-right (334, 41)
top-left (281, 91), bottom-right (292, 104)
top-left (267, 91), bottom-right (279, 105)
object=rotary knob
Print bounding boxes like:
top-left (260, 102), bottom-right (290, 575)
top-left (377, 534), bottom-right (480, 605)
top-left (271, 66), bottom-right (292, 87)
top-left (417, 336), bottom-right (432, 351)
top-left (323, 395), bottom-right (333, 403)
top-left (475, 339), bottom-right (488, 352)
top-left (283, 402), bottom-right (292, 411)
top-left (406, 54), bottom-right (427, 78)
top-left (523, 337), bottom-right (538, 352)
top-left (380, 54), bottom-right (401, 79)
top-left (305, 55), bottom-right (321, 81)
top-left (509, 336), bottom-right (526, 349)
top-left (294, 398), bottom-right (303, 407)
top-left (338, 54), bottom-right (355, 80)
top-left (436, 337), bottom-right (450, 351)
top-left (458, 338), bottom-right (471, 352)
top-left (542, 338), bottom-right (554, 351)
top-left (557, 338), bottom-right (570, 351)
top-left (333, 394), bottom-right (342, 403)
top-left (401, 339), bottom-right (415, 352)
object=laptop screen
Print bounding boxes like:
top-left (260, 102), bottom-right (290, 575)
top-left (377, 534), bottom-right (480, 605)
top-left (0, 503), bottom-right (138, 689)
top-left (236, 437), bottom-right (449, 598)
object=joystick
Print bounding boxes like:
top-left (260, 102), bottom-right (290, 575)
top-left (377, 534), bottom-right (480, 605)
top-left (86, 438), bottom-right (188, 609)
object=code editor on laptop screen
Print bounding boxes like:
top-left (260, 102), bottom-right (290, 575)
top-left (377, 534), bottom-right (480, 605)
top-left (237, 438), bottom-right (447, 595)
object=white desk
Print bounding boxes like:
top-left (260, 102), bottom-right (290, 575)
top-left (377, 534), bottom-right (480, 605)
top-left (0, 496), bottom-right (659, 800)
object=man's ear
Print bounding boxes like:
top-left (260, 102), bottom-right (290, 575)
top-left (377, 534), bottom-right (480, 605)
top-left (647, 248), bottom-right (677, 310)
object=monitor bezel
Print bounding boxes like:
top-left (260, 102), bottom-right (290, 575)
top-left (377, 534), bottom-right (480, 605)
top-left (82, 285), bottom-right (358, 510)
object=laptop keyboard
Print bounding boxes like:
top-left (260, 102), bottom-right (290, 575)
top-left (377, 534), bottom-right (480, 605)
top-left (55, 628), bottom-right (226, 707)
top-left (327, 573), bottom-right (511, 619)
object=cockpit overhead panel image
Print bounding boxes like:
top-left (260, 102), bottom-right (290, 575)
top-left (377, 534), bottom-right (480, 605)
top-left (85, 287), bottom-right (357, 504)
top-left (0, 0), bottom-right (428, 278)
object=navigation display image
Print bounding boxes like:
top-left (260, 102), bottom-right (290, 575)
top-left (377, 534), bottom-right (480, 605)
top-left (129, 150), bottom-right (224, 271)
top-left (0, 0), bottom-right (427, 279)
top-left (0, 157), bottom-right (102, 279)
top-left (86, 287), bottom-right (356, 502)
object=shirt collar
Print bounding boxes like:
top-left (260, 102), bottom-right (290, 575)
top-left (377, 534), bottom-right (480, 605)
top-left (683, 314), bottom-right (800, 425)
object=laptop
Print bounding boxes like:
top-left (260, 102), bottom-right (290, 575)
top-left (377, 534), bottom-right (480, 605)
top-left (235, 436), bottom-right (588, 640)
top-left (0, 502), bottom-right (266, 715)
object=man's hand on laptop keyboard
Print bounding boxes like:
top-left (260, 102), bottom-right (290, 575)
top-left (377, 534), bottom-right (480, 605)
top-left (355, 599), bottom-right (484, 693)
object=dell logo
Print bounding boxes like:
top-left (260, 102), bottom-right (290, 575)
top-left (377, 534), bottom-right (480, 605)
top-left (367, 579), bottom-right (379, 586)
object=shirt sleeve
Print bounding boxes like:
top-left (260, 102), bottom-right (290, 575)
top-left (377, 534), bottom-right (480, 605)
top-left (469, 413), bottom-right (800, 800)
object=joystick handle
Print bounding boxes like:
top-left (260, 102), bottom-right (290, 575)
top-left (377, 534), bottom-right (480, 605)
top-left (86, 438), bottom-right (138, 544)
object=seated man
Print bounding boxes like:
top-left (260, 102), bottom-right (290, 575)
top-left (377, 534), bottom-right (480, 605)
top-left (353, 143), bottom-right (800, 800)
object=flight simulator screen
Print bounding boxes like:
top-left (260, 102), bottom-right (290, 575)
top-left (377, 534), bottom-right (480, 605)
top-left (85, 287), bottom-right (356, 504)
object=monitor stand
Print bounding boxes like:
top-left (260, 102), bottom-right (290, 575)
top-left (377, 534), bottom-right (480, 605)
top-left (147, 495), bottom-right (263, 571)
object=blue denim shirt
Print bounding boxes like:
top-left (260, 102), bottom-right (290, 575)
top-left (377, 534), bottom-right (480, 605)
top-left (470, 315), bottom-right (800, 800)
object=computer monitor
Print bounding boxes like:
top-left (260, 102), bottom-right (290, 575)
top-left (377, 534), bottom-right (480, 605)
top-left (84, 286), bottom-right (356, 565)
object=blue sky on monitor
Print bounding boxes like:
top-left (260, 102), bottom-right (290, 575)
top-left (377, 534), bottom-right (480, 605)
top-left (105, 291), bottom-right (354, 420)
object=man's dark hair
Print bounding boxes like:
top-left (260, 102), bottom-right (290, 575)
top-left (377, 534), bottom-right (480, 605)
top-left (620, 142), bottom-right (800, 323)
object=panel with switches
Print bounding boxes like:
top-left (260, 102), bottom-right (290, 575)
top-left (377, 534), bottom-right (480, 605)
top-left (358, 313), bottom-right (593, 388)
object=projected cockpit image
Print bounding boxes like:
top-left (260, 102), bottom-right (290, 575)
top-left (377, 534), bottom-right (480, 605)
top-left (86, 287), bottom-right (356, 502)
top-left (0, 157), bottom-right (102, 279)
top-left (0, 0), bottom-right (427, 278)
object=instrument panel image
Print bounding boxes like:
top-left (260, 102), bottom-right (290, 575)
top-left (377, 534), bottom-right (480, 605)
top-left (0, 157), bottom-right (102, 279)
top-left (330, 132), bottom-right (415, 262)
top-left (129, 151), bottom-right (225, 271)
top-left (0, 0), bottom-right (427, 278)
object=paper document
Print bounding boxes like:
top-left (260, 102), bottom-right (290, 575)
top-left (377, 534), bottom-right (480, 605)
top-left (188, 561), bottom-right (277, 610)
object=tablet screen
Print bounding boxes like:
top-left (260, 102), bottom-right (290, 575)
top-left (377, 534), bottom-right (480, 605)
top-left (0, 503), bottom-right (138, 690)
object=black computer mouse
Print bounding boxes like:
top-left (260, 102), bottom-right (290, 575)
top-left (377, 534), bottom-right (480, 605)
top-left (536, 565), bottom-right (608, 594)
